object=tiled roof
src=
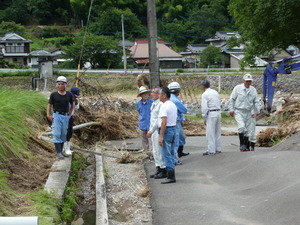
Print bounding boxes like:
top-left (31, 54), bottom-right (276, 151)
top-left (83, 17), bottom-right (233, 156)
top-left (130, 39), bottom-right (182, 59)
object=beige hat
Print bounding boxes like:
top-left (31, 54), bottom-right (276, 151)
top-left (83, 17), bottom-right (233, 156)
top-left (243, 74), bottom-right (253, 81)
top-left (137, 86), bottom-right (151, 97)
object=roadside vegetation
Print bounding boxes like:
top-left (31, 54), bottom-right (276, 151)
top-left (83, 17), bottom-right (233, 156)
top-left (0, 87), bottom-right (61, 223)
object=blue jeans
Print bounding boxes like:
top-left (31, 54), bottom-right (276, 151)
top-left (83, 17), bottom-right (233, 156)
top-left (172, 123), bottom-right (180, 164)
top-left (161, 126), bottom-right (176, 171)
top-left (178, 122), bottom-right (186, 146)
top-left (51, 112), bottom-right (69, 143)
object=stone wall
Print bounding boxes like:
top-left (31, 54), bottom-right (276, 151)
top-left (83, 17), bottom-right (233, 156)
top-left (198, 74), bottom-right (300, 94)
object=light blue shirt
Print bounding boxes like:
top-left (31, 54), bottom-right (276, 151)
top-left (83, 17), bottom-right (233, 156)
top-left (170, 94), bottom-right (188, 122)
top-left (137, 98), bottom-right (153, 130)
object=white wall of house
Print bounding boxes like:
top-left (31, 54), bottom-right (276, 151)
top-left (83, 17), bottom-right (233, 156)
top-left (230, 56), bottom-right (241, 69)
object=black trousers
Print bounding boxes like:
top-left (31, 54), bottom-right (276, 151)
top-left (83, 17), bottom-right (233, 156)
top-left (66, 116), bottom-right (74, 141)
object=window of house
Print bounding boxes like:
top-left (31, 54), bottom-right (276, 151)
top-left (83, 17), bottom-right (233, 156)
top-left (5, 43), bottom-right (24, 53)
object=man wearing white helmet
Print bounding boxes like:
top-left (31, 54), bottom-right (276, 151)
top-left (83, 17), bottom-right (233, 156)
top-left (229, 74), bottom-right (260, 152)
top-left (47, 76), bottom-right (74, 159)
top-left (168, 81), bottom-right (189, 165)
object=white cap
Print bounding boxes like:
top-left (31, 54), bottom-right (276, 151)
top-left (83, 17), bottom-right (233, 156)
top-left (168, 81), bottom-right (180, 90)
top-left (56, 76), bottom-right (67, 83)
top-left (243, 74), bottom-right (253, 81)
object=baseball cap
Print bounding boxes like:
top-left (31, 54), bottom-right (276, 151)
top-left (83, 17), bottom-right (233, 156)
top-left (243, 74), bottom-right (253, 81)
top-left (70, 87), bottom-right (80, 96)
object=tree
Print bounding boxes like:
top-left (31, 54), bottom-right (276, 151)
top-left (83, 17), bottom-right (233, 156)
top-left (27, 0), bottom-right (71, 24)
top-left (0, 0), bottom-right (30, 24)
top-left (0, 21), bottom-right (25, 35)
top-left (89, 7), bottom-right (145, 39)
top-left (200, 45), bottom-right (225, 67)
top-left (63, 33), bottom-right (122, 69)
top-left (159, 0), bottom-right (233, 46)
top-left (229, 0), bottom-right (300, 62)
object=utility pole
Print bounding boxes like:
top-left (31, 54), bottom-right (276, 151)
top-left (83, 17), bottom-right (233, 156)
top-left (147, 0), bottom-right (160, 88)
top-left (121, 15), bottom-right (127, 74)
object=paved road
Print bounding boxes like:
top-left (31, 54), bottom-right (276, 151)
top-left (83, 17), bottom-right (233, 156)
top-left (109, 128), bottom-right (300, 225)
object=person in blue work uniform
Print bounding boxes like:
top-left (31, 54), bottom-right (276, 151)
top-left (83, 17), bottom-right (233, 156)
top-left (229, 74), bottom-right (260, 152)
top-left (63, 87), bottom-right (80, 156)
top-left (136, 86), bottom-right (153, 152)
top-left (168, 82), bottom-right (189, 165)
top-left (158, 87), bottom-right (178, 184)
top-left (47, 76), bottom-right (74, 159)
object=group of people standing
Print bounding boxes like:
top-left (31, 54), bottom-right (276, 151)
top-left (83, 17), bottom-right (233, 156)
top-left (137, 73), bottom-right (260, 184)
top-left (137, 82), bottom-right (190, 184)
top-left (47, 73), bottom-right (260, 184)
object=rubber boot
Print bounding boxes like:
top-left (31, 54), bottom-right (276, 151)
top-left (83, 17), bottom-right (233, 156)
top-left (250, 142), bottom-right (255, 151)
top-left (60, 143), bottom-right (69, 157)
top-left (239, 133), bottom-right (246, 151)
top-left (161, 170), bottom-right (176, 184)
top-left (246, 140), bottom-right (250, 151)
top-left (243, 136), bottom-right (250, 151)
top-left (64, 141), bottom-right (73, 155)
top-left (154, 168), bottom-right (167, 179)
top-left (177, 145), bottom-right (189, 158)
top-left (150, 166), bottom-right (161, 178)
top-left (55, 143), bottom-right (64, 159)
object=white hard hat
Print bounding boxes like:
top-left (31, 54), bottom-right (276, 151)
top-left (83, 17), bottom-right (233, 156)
top-left (56, 76), bottom-right (67, 83)
top-left (168, 81), bottom-right (180, 90)
top-left (243, 74), bottom-right (253, 81)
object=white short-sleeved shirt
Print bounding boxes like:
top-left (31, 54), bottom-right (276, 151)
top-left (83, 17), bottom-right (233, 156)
top-left (157, 100), bottom-right (177, 128)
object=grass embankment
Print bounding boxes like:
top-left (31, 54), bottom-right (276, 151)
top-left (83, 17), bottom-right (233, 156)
top-left (0, 87), bottom-right (61, 224)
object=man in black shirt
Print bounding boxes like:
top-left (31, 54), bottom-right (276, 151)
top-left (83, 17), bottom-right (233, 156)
top-left (47, 76), bottom-right (74, 158)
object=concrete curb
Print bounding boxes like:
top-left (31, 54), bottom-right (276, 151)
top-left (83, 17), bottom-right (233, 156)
top-left (95, 143), bottom-right (108, 225)
top-left (44, 156), bottom-right (72, 198)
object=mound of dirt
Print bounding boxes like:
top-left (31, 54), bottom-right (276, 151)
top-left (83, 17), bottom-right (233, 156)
top-left (184, 119), bottom-right (236, 136)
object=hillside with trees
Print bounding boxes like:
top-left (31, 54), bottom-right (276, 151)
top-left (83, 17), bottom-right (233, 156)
top-left (1, 0), bottom-right (300, 67)
top-left (0, 0), bottom-right (233, 47)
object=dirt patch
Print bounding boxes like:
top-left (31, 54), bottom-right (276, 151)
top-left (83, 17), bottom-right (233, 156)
top-left (2, 140), bottom-right (55, 193)
top-left (184, 119), bottom-right (236, 136)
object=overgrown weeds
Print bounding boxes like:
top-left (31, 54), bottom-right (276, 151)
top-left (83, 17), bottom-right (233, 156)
top-left (0, 87), bottom-right (47, 162)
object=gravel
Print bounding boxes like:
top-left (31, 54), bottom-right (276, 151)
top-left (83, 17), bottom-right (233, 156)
top-left (103, 149), bottom-right (153, 225)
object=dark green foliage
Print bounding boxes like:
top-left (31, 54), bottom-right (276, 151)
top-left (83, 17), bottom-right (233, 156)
top-left (0, 21), bottom-right (25, 35)
top-left (0, 0), bottom-right (233, 46)
top-left (200, 45), bottom-right (225, 67)
top-left (229, 0), bottom-right (300, 63)
top-left (89, 7), bottom-right (145, 39)
top-left (63, 33), bottom-right (122, 69)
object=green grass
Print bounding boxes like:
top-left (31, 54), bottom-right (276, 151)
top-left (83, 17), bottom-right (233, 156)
top-left (60, 153), bottom-right (86, 223)
top-left (26, 190), bottom-right (61, 225)
top-left (0, 71), bottom-right (36, 77)
top-left (185, 113), bottom-right (202, 122)
top-left (0, 87), bottom-right (47, 161)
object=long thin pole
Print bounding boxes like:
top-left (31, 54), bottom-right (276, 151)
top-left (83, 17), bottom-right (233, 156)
top-left (121, 15), bottom-right (127, 74)
top-left (147, 0), bottom-right (160, 88)
top-left (76, 0), bottom-right (94, 87)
